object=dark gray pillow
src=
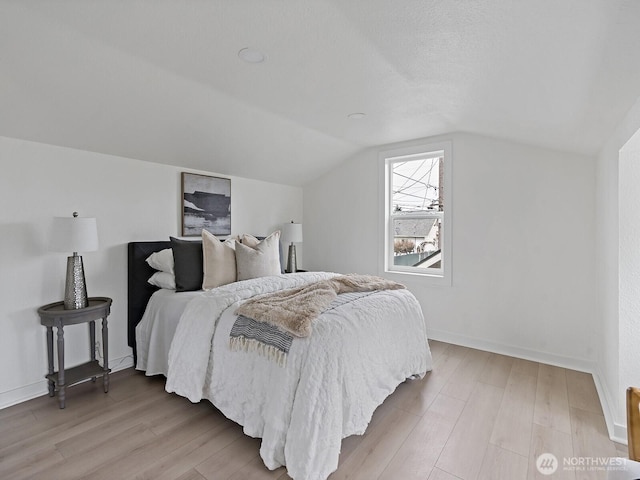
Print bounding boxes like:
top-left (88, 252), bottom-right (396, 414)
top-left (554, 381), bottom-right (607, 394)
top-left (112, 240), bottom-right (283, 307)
top-left (170, 237), bottom-right (203, 292)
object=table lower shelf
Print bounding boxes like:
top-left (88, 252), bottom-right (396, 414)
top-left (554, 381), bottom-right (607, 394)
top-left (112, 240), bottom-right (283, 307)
top-left (46, 360), bottom-right (110, 387)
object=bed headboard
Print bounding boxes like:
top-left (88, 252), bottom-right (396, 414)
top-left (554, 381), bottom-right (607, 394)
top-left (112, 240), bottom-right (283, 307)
top-left (127, 236), bottom-right (281, 361)
top-left (127, 241), bottom-right (171, 358)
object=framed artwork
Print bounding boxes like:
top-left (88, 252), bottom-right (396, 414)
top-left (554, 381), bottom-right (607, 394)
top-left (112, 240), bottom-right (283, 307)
top-left (181, 172), bottom-right (231, 236)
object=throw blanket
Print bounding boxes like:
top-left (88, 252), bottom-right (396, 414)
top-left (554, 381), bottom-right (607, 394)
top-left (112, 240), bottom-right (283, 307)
top-left (230, 275), bottom-right (404, 365)
top-left (235, 274), bottom-right (405, 337)
top-left (230, 291), bottom-right (378, 366)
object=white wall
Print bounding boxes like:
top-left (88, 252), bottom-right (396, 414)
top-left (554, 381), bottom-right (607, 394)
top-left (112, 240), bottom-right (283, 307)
top-left (620, 129), bottom-right (640, 429)
top-left (597, 96), bottom-right (640, 442)
top-left (0, 136), bottom-right (302, 408)
top-left (305, 132), bottom-right (597, 369)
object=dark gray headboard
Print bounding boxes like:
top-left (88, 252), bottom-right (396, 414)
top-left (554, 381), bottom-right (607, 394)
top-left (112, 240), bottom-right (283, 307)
top-left (127, 241), bottom-right (171, 359)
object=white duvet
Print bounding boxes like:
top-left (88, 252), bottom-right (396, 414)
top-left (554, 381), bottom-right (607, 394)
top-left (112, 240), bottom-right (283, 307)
top-left (166, 272), bottom-right (432, 480)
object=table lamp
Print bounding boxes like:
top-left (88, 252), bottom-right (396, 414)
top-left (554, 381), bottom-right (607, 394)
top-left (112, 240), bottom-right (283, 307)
top-left (51, 212), bottom-right (98, 309)
top-left (282, 221), bottom-right (303, 273)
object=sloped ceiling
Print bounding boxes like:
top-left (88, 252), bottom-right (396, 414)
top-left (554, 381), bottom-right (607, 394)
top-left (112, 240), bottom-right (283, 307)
top-left (1, 1), bottom-right (640, 186)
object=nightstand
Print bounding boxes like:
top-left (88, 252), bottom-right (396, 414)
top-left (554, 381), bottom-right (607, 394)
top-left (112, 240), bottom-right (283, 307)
top-left (38, 297), bottom-right (112, 408)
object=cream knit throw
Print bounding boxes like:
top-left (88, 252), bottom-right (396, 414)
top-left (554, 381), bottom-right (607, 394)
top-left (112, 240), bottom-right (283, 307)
top-left (234, 274), bottom-right (405, 337)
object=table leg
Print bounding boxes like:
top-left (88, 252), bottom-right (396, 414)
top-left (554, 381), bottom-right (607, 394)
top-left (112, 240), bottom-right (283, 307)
top-left (102, 316), bottom-right (109, 393)
top-left (89, 320), bottom-right (96, 382)
top-left (56, 324), bottom-right (65, 409)
top-left (46, 326), bottom-right (54, 397)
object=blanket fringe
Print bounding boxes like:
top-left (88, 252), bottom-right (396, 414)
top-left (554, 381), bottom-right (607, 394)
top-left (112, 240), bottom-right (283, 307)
top-left (229, 336), bottom-right (288, 367)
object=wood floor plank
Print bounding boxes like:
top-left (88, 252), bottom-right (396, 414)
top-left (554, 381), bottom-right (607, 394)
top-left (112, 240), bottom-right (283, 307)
top-left (226, 456), bottom-right (287, 480)
top-left (137, 416), bottom-right (241, 480)
top-left (379, 394), bottom-right (465, 480)
top-left (478, 444), bottom-right (528, 480)
top-left (329, 405), bottom-right (420, 480)
top-left (479, 353), bottom-right (514, 388)
top-left (511, 358), bottom-right (540, 378)
top-left (0, 408), bottom-right (38, 437)
top-left (427, 340), bottom-right (450, 361)
top-left (0, 445), bottom-right (65, 480)
top-left (428, 468), bottom-right (464, 480)
top-left (533, 364), bottom-right (572, 434)
top-left (40, 423), bottom-right (158, 480)
top-left (490, 370), bottom-right (537, 456)
top-left (528, 423), bottom-right (575, 480)
top-left (54, 393), bottom-right (184, 458)
top-left (195, 433), bottom-right (262, 479)
top-left (440, 348), bottom-right (491, 402)
top-left (29, 380), bottom-right (117, 425)
top-left (0, 379), bottom-right (173, 469)
top-left (387, 343), bottom-right (469, 416)
top-left (566, 370), bottom-right (603, 415)
top-left (436, 381), bottom-right (505, 480)
top-left (102, 371), bottom-right (167, 403)
top-left (0, 389), bottom-right (115, 451)
top-left (0, 393), bottom-right (50, 420)
top-left (173, 469), bottom-right (208, 480)
top-left (331, 397), bottom-right (399, 472)
top-left (83, 408), bottom-right (230, 480)
top-left (570, 407), bottom-right (617, 480)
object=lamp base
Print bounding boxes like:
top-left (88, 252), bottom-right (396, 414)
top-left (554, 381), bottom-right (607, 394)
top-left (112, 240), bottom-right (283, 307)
top-left (64, 254), bottom-right (88, 309)
top-left (286, 244), bottom-right (297, 273)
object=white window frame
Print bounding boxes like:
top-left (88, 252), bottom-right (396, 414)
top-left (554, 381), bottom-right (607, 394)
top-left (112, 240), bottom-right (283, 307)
top-left (379, 141), bottom-right (452, 286)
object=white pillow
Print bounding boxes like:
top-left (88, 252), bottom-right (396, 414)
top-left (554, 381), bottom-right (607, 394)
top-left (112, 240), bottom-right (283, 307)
top-left (147, 271), bottom-right (176, 290)
top-left (146, 248), bottom-right (174, 274)
top-left (202, 230), bottom-right (237, 289)
top-left (236, 231), bottom-right (281, 281)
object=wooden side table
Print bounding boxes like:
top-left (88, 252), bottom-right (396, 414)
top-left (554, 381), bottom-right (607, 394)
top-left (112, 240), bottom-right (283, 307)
top-left (38, 297), bottom-right (112, 408)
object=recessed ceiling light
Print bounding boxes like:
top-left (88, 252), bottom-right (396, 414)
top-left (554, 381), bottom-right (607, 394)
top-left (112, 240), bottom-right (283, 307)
top-left (348, 112), bottom-right (366, 119)
top-left (238, 48), bottom-right (265, 64)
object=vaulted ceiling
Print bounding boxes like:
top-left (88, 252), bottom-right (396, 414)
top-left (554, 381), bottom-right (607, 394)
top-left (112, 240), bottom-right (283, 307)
top-left (2, 1), bottom-right (640, 186)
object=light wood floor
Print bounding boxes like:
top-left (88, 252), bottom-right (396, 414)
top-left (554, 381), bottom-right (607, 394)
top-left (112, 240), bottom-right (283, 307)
top-left (0, 341), bottom-right (625, 480)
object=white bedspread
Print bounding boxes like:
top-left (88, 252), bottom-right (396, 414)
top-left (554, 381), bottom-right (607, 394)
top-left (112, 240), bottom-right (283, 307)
top-left (166, 272), bottom-right (432, 480)
top-left (135, 289), bottom-right (202, 376)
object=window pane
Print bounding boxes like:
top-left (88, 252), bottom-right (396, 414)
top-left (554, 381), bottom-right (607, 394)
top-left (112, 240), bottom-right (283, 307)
top-left (392, 217), bottom-right (442, 269)
top-left (392, 157), bottom-right (443, 213)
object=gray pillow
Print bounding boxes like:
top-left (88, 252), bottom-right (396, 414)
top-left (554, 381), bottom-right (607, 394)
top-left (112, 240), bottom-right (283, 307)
top-left (170, 237), bottom-right (203, 292)
top-left (236, 231), bottom-right (281, 281)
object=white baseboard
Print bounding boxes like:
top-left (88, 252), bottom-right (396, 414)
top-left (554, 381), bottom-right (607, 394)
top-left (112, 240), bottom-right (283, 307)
top-left (0, 354), bottom-right (134, 410)
top-left (592, 366), bottom-right (628, 445)
top-left (428, 328), bottom-right (597, 373)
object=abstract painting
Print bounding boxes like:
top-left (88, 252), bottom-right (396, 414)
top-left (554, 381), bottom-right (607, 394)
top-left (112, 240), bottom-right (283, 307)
top-left (181, 172), bottom-right (231, 236)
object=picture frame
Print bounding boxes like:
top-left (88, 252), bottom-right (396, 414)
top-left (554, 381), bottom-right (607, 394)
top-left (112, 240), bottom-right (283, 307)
top-left (181, 172), bottom-right (231, 236)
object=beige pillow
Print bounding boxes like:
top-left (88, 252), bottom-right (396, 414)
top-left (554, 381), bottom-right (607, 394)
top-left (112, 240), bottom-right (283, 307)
top-left (201, 230), bottom-right (237, 289)
top-left (236, 231), bottom-right (281, 281)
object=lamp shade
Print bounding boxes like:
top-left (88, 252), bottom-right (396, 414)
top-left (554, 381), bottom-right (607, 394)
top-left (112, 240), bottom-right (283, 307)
top-left (282, 222), bottom-right (303, 244)
top-left (50, 216), bottom-right (98, 253)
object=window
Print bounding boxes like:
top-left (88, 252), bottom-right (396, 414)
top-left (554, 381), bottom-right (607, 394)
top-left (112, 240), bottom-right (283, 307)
top-left (380, 141), bottom-right (451, 283)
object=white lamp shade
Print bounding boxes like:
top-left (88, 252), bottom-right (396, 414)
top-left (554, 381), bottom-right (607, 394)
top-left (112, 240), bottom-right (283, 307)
top-left (50, 216), bottom-right (99, 253)
top-left (282, 222), bottom-right (303, 244)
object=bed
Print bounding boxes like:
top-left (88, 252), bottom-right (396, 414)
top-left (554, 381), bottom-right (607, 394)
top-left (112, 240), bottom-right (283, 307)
top-left (128, 239), bottom-right (432, 480)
